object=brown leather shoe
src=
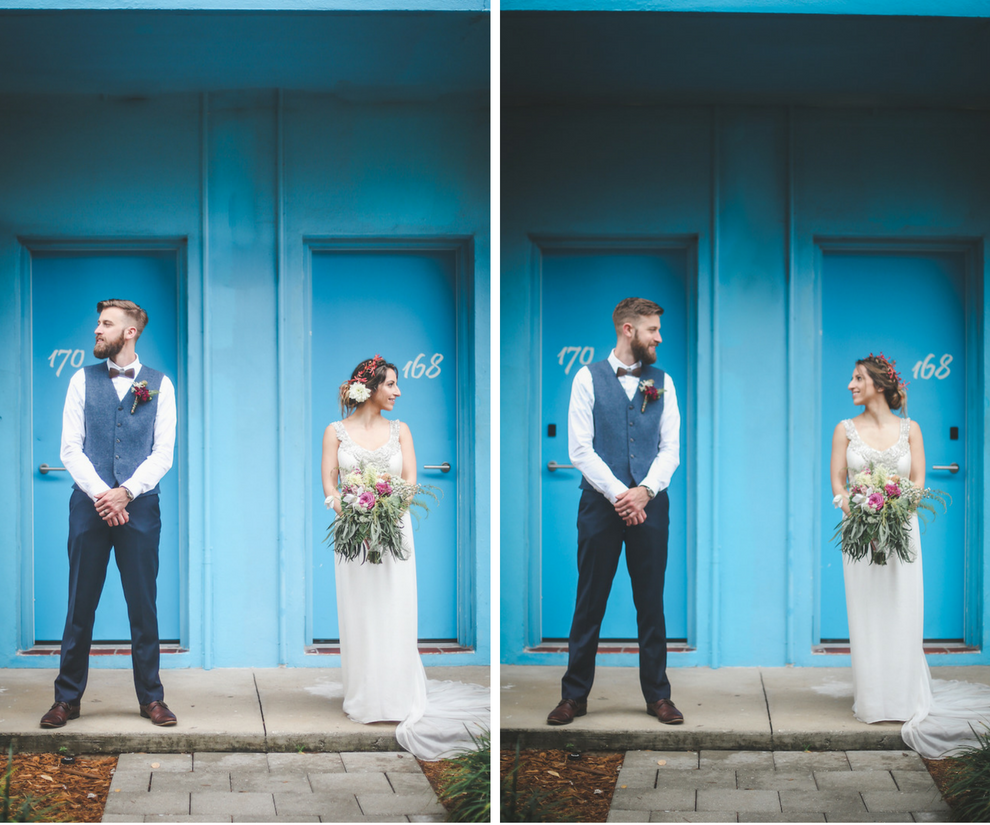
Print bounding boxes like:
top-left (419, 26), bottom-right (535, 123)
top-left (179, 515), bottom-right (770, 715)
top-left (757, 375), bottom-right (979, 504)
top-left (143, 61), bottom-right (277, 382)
top-left (547, 698), bottom-right (587, 726)
top-left (140, 700), bottom-right (177, 726)
top-left (40, 701), bottom-right (80, 728)
top-left (647, 698), bottom-right (684, 725)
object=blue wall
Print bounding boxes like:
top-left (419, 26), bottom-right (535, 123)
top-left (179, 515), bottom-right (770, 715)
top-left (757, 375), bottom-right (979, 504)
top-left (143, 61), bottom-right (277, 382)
top-left (500, 101), bottom-right (990, 667)
top-left (0, 13), bottom-right (490, 670)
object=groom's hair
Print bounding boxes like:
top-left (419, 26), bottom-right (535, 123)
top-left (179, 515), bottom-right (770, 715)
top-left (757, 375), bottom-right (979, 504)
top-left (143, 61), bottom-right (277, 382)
top-left (97, 299), bottom-right (148, 337)
top-left (613, 297), bottom-right (664, 330)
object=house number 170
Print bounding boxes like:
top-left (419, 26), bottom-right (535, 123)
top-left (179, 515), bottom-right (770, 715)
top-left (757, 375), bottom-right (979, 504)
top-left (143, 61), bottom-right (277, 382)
top-left (48, 348), bottom-right (85, 377)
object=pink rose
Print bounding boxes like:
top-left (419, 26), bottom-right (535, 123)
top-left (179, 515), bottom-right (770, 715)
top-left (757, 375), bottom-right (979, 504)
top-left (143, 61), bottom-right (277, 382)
top-left (885, 483), bottom-right (901, 498)
top-left (375, 481), bottom-right (393, 496)
top-left (868, 492), bottom-right (885, 511)
top-left (358, 491), bottom-right (376, 510)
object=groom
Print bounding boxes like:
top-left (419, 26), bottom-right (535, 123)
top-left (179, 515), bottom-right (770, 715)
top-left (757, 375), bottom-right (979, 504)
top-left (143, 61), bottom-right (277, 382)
top-left (547, 297), bottom-right (682, 726)
top-left (40, 299), bottom-right (177, 729)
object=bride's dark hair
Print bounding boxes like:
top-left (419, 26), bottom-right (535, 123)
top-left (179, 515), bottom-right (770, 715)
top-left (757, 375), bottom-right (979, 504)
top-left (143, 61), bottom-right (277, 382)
top-left (338, 355), bottom-right (398, 416)
top-left (856, 353), bottom-right (907, 415)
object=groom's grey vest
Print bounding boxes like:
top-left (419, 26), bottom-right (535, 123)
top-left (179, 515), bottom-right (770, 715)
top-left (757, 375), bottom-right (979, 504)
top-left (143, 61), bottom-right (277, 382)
top-left (578, 360), bottom-right (666, 492)
top-left (77, 363), bottom-right (165, 497)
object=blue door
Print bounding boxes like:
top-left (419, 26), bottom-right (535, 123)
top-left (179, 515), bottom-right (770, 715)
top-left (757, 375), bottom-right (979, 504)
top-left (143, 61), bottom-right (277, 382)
top-left (540, 248), bottom-right (689, 642)
top-left (820, 250), bottom-right (968, 641)
top-left (32, 251), bottom-right (182, 644)
top-left (310, 249), bottom-right (459, 641)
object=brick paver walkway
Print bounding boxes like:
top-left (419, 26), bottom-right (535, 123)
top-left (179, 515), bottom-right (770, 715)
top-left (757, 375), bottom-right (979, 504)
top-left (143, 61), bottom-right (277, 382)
top-left (100, 751), bottom-right (446, 823)
top-left (606, 750), bottom-right (951, 823)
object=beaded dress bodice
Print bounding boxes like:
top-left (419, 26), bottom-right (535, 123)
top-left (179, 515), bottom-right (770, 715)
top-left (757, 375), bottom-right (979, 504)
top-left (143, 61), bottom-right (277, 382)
top-left (843, 417), bottom-right (912, 477)
top-left (332, 419), bottom-right (402, 476)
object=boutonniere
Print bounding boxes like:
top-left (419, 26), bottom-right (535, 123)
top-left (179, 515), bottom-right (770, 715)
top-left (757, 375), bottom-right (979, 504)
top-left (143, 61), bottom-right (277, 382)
top-left (638, 378), bottom-right (664, 413)
top-left (130, 380), bottom-right (160, 414)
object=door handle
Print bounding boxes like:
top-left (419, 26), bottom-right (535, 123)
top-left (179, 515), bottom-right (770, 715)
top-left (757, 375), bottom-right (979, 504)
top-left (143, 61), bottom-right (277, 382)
top-left (932, 463), bottom-right (960, 474)
top-left (39, 463), bottom-right (67, 475)
top-left (547, 461), bottom-right (575, 472)
top-left (423, 462), bottom-right (451, 473)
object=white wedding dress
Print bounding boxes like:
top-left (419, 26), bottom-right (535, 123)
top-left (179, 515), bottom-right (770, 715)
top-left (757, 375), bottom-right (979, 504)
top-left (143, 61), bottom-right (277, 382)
top-left (331, 419), bottom-right (489, 761)
top-left (842, 417), bottom-right (990, 758)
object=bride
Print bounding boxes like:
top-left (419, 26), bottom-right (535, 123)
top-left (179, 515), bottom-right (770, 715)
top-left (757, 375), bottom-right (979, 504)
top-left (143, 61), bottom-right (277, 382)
top-left (321, 355), bottom-right (488, 760)
top-left (830, 353), bottom-right (990, 759)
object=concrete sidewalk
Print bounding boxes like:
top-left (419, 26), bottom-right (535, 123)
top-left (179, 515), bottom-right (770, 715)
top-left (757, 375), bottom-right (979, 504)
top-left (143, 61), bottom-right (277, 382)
top-left (501, 664), bottom-right (990, 752)
top-left (0, 666), bottom-right (490, 754)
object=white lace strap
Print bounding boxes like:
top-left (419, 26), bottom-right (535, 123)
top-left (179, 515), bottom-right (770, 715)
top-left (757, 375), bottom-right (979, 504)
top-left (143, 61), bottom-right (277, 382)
top-left (390, 419), bottom-right (401, 444)
top-left (842, 419), bottom-right (857, 442)
top-left (332, 421), bottom-right (348, 442)
top-left (900, 417), bottom-right (911, 442)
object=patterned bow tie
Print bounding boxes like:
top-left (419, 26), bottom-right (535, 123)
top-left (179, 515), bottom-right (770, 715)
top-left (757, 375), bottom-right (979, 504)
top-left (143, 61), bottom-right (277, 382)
top-left (109, 367), bottom-right (135, 379)
top-left (616, 367), bottom-right (641, 378)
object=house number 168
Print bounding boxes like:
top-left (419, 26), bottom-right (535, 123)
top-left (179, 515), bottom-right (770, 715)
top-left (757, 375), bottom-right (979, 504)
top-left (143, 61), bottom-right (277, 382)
top-left (911, 353), bottom-right (952, 381)
top-left (403, 353), bottom-right (443, 379)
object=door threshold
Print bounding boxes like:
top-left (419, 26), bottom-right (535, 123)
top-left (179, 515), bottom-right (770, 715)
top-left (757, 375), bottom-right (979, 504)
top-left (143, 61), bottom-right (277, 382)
top-left (529, 641), bottom-right (694, 654)
top-left (306, 642), bottom-right (473, 655)
top-left (814, 641), bottom-right (978, 655)
top-left (22, 643), bottom-right (187, 656)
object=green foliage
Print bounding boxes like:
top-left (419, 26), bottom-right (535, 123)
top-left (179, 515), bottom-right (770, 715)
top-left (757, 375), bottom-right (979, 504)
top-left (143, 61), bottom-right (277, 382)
top-left (437, 730), bottom-right (491, 823)
top-left (1, 745), bottom-right (58, 823)
top-left (942, 726), bottom-right (990, 822)
top-left (500, 743), bottom-right (571, 823)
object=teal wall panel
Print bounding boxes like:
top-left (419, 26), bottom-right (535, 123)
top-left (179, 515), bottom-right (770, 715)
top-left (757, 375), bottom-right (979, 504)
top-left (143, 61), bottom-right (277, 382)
top-left (501, 101), bottom-right (990, 668)
top-left (0, 78), bottom-right (489, 668)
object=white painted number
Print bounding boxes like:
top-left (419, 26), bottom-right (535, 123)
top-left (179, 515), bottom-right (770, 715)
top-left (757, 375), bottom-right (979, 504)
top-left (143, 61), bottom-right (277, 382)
top-left (47, 348), bottom-right (85, 378)
top-left (402, 353), bottom-right (444, 379)
top-left (911, 353), bottom-right (953, 381)
top-left (557, 346), bottom-right (594, 375)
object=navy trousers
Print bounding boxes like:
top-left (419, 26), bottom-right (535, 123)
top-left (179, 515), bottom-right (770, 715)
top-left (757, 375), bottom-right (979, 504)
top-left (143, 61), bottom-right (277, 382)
top-left (561, 488), bottom-right (671, 704)
top-left (55, 488), bottom-right (164, 705)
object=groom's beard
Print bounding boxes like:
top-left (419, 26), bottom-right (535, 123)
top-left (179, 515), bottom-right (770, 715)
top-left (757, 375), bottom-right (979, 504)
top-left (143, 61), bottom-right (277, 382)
top-left (631, 331), bottom-right (657, 365)
top-left (94, 330), bottom-right (125, 361)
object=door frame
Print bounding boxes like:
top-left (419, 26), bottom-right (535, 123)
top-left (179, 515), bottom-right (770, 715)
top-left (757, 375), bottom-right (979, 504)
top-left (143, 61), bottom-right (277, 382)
top-left (525, 235), bottom-right (705, 666)
top-left (789, 236), bottom-right (985, 666)
top-left (288, 236), bottom-right (477, 660)
top-left (17, 237), bottom-right (192, 655)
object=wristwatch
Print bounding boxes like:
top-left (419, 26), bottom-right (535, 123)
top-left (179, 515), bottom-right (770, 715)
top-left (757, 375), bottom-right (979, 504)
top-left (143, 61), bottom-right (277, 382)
top-left (640, 484), bottom-right (656, 499)
top-left (122, 486), bottom-right (135, 502)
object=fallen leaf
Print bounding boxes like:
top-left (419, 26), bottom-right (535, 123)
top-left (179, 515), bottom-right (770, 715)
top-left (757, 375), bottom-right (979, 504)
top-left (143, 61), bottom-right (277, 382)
top-left (39, 774), bottom-right (54, 782)
top-left (657, 760), bottom-right (667, 766)
top-left (547, 770), bottom-right (560, 777)
top-left (151, 762), bottom-right (160, 768)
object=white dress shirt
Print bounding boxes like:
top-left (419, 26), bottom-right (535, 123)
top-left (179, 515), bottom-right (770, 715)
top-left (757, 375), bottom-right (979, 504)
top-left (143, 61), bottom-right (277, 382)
top-left (60, 356), bottom-right (177, 500)
top-left (568, 349), bottom-right (680, 504)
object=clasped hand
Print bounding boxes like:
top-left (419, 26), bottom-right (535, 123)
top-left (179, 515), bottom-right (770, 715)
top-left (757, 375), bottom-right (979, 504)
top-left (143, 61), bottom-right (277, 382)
top-left (94, 488), bottom-right (130, 526)
top-left (614, 486), bottom-right (650, 526)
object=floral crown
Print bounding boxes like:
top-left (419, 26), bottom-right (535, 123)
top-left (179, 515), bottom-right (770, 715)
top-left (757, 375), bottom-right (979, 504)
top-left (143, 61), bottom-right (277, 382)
top-left (341, 355), bottom-right (385, 405)
top-left (865, 352), bottom-right (906, 390)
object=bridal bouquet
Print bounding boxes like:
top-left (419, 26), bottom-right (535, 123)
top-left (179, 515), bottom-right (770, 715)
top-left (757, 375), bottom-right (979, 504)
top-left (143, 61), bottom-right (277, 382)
top-left (833, 462), bottom-right (947, 565)
top-left (327, 464), bottom-right (438, 564)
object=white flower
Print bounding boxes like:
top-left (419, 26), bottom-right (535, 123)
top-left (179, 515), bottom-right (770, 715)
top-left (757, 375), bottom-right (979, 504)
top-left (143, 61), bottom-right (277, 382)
top-left (348, 383), bottom-right (371, 403)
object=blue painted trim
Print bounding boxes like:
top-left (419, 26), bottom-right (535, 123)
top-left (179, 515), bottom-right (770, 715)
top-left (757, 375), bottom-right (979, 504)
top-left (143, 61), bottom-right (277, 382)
top-left (199, 92), bottom-right (213, 671)
top-left (501, 0), bottom-right (990, 14)
top-left (708, 107), bottom-right (720, 669)
top-left (16, 243), bottom-right (32, 652)
top-left (1, 1), bottom-right (490, 9)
